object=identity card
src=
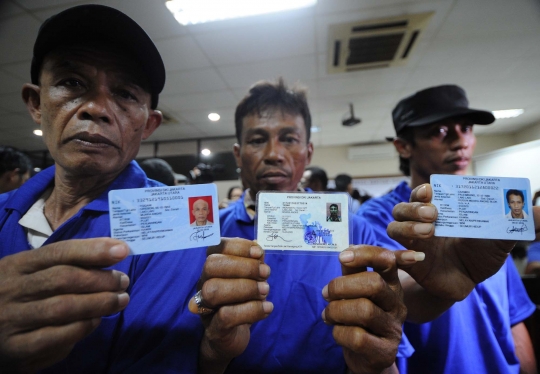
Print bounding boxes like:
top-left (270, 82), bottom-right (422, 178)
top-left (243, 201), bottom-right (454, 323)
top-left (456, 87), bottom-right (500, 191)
top-left (109, 184), bottom-right (220, 255)
top-left (256, 191), bottom-right (349, 252)
top-left (431, 174), bottom-right (534, 240)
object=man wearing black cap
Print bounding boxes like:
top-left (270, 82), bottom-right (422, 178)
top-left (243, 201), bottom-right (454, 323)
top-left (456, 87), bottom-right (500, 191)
top-left (358, 85), bottom-right (536, 374)
top-left (0, 5), bottom-right (215, 373)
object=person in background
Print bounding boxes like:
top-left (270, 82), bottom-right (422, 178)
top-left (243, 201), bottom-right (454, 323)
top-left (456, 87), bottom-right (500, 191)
top-left (219, 185), bottom-right (243, 209)
top-left (0, 146), bottom-right (32, 194)
top-left (301, 166), bottom-right (328, 191)
top-left (138, 158), bottom-right (176, 186)
top-left (525, 241), bottom-right (540, 275)
top-left (335, 173), bottom-right (360, 213)
top-left (357, 84), bottom-right (536, 374)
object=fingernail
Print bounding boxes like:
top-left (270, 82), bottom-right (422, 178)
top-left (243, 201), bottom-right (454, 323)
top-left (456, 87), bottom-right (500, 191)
top-left (339, 250), bottom-right (354, 263)
top-left (259, 264), bottom-right (271, 278)
top-left (321, 309), bottom-right (327, 323)
top-left (120, 274), bottom-right (130, 289)
top-left (258, 282), bottom-right (269, 296)
top-left (413, 223), bottom-right (433, 234)
top-left (262, 301), bottom-right (274, 314)
top-left (401, 251), bottom-right (426, 262)
top-left (417, 185), bottom-right (428, 199)
top-left (110, 244), bottom-right (128, 259)
top-left (322, 285), bottom-right (329, 299)
top-left (250, 246), bottom-right (263, 258)
top-left (118, 292), bottom-right (130, 308)
top-left (418, 206), bottom-right (436, 220)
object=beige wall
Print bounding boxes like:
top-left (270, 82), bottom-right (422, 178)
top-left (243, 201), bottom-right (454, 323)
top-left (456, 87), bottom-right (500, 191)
top-left (514, 121), bottom-right (540, 145)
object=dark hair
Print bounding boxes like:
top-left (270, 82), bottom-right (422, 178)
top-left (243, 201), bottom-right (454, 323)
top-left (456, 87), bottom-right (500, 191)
top-left (334, 174), bottom-right (352, 192)
top-left (227, 186), bottom-right (242, 199)
top-left (396, 127), bottom-right (416, 176)
top-left (235, 78), bottom-right (311, 143)
top-left (506, 189), bottom-right (525, 204)
top-left (305, 166), bottom-right (328, 190)
top-left (0, 146), bottom-right (32, 176)
top-left (138, 158), bottom-right (175, 186)
top-left (329, 204), bottom-right (338, 210)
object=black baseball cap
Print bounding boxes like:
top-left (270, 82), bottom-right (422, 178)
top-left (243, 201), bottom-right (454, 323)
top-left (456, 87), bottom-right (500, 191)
top-left (386, 85), bottom-right (495, 140)
top-left (30, 4), bottom-right (165, 109)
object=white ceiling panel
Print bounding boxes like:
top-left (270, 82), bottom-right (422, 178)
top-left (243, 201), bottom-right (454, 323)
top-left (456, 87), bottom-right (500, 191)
top-left (0, 92), bottom-right (30, 114)
top-left (1, 61), bottom-right (32, 80)
top-left (218, 54), bottom-right (317, 89)
top-left (16, 0), bottom-right (84, 10)
top-left (179, 108), bottom-right (235, 125)
top-left (194, 18), bottom-right (316, 66)
top-left (159, 90), bottom-right (237, 112)
top-left (162, 68), bottom-right (228, 96)
top-left (0, 14), bottom-right (40, 64)
top-left (0, 2), bottom-right (25, 19)
top-left (155, 36), bottom-right (212, 72)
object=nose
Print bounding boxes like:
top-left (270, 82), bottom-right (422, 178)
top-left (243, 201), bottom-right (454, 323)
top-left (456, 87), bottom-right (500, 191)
top-left (263, 138), bottom-right (285, 165)
top-left (77, 85), bottom-right (114, 124)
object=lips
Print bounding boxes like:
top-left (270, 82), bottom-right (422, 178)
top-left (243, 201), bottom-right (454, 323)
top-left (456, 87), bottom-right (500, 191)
top-left (68, 132), bottom-right (117, 148)
top-left (446, 155), bottom-right (470, 168)
top-left (258, 169), bottom-right (289, 184)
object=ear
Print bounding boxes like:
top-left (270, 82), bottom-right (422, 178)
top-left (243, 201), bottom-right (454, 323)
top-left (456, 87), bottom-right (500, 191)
top-left (393, 138), bottom-right (412, 159)
top-left (22, 84), bottom-right (42, 125)
top-left (305, 142), bottom-right (314, 165)
top-left (142, 109), bottom-right (162, 140)
top-left (233, 143), bottom-right (242, 168)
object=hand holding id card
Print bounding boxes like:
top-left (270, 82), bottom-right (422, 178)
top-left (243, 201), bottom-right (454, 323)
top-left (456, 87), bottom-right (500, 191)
top-left (256, 191), bottom-right (349, 252)
top-left (109, 184), bottom-right (220, 255)
top-left (431, 174), bottom-right (535, 240)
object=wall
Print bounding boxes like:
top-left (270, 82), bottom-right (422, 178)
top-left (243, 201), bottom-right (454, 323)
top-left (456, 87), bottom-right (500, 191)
top-left (514, 121), bottom-right (540, 145)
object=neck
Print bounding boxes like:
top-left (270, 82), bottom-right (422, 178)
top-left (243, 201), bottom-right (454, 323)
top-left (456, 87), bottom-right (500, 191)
top-left (44, 165), bottom-right (121, 230)
top-left (409, 169), bottom-right (429, 190)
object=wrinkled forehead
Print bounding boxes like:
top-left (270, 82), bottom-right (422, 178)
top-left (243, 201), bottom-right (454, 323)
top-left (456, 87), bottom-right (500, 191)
top-left (193, 199), bottom-right (208, 208)
top-left (40, 43), bottom-right (151, 91)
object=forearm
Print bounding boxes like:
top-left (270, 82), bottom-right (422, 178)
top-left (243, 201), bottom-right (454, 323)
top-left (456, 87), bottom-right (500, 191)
top-left (346, 362), bottom-right (399, 374)
top-left (400, 270), bottom-right (455, 323)
top-left (512, 322), bottom-right (537, 374)
top-left (198, 336), bottom-right (233, 374)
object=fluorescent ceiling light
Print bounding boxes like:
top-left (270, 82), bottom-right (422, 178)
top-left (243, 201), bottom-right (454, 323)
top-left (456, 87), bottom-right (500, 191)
top-left (165, 0), bottom-right (317, 26)
top-left (492, 109), bottom-right (524, 119)
top-left (33, 129), bottom-right (42, 136)
top-left (208, 113), bottom-right (220, 121)
top-left (311, 126), bottom-right (320, 133)
top-left (201, 148), bottom-right (211, 156)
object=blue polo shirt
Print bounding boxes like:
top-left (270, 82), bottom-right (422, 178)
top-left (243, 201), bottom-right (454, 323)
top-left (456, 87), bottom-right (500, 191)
top-left (219, 194), bottom-right (414, 373)
top-left (0, 162), bottom-right (205, 373)
top-left (528, 241), bottom-right (540, 263)
top-left (357, 181), bottom-right (536, 374)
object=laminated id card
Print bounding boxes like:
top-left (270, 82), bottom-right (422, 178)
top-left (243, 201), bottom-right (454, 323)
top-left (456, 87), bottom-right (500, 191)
top-left (109, 184), bottom-right (220, 255)
top-left (256, 191), bottom-right (349, 252)
top-left (431, 174), bottom-right (534, 240)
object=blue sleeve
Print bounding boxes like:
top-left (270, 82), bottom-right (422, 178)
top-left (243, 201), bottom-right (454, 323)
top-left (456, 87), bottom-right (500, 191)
top-left (350, 215), bottom-right (377, 245)
top-left (527, 242), bottom-right (540, 263)
top-left (506, 257), bottom-right (536, 325)
top-left (357, 199), bottom-right (405, 250)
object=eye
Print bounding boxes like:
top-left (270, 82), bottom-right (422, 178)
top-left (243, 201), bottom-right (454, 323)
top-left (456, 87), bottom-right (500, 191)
top-left (433, 126), bottom-right (448, 139)
top-left (60, 78), bottom-right (84, 88)
top-left (117, 89), bottom-right (138, 101)
top-left (281, 134), bottom-right (300, 144)
top-left (461, 124), bottom-right (474, 133)
top-left (247, 136), bottom-right (266, 145)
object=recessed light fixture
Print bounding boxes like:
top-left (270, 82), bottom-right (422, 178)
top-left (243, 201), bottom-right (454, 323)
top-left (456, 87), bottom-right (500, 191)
top-left (201, 148), bottom-right (211, 156)
top-left (33, 129), bottom-right (42, 136)
top-left (311, 126), bottom-right (320, 133)
top-left (33, 167), bottom-right (41, 172)
top-left (492, 109), bottom-right (524, 119)
top-left (208, 113), bottom-right (220, 121)
top-left (165, 0), bottom-right (317, 26)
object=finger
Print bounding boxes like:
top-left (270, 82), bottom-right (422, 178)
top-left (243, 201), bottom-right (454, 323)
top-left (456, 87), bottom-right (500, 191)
top-left (409, 183), bottom-right (432, 203)
top-left (209, 300), bottom-right (273, 331)
top-left (387, 221), bottom-right (434, 244)
top-left (188, 279), bottom-right (269, 312)
top-left (339, 246), bottom-right (399, 283)
top-left (15, 238), bottom-right (129, 273)
top-left (392, 202), bottom-right (437, 223)
top-left (4, 318), bottom-right (101, 372)
top-left (323, 298), bottom-right (402, 337)
top-left (18, 267), bottom-right (129, 301)
top-left (7, 292), bottom-right (129, 330)
top-left (207, 238), bottom-right (264, 261)
top-left (201, 254), bottom-right (270, 282)
top-left (394, 250), bottom-right (425, 269)
top-left (324, 272), bottom-right (399, 312)
top-left (332, 325), bottom-right (399, 364)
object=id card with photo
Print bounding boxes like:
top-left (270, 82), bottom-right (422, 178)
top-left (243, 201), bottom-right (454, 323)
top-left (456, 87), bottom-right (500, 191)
top-left (109, 184), bottom-right (220, 255)
top-left (256, 191), bottom-right (349, 252)
top-left (431, 174), bottom-right (534, 240)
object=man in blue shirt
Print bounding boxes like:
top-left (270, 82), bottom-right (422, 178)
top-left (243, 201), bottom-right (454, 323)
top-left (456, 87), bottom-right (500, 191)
top-left (358, 85), bottom-right (537, 374)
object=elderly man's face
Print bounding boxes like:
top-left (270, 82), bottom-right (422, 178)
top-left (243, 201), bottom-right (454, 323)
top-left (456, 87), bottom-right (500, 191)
top-left (234, 112), bottom-right (313, 197)
top-left (192, 199), bottom-right (209, 224)
top-left (23, 45), bottom-right (161, 178)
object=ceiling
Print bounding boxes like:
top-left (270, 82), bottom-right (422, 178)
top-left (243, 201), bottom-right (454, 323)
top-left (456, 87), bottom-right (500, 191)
top-left (1, 0), bottom-right (540, 155)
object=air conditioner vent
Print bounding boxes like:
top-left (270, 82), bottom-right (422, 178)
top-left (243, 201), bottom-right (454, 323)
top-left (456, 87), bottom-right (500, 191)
top-left (328, 12), bottom-right (433, 73)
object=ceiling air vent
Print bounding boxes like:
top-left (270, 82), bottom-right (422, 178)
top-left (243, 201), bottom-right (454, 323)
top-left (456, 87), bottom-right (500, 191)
top-left (328, 12), bottom-right (433, 73)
